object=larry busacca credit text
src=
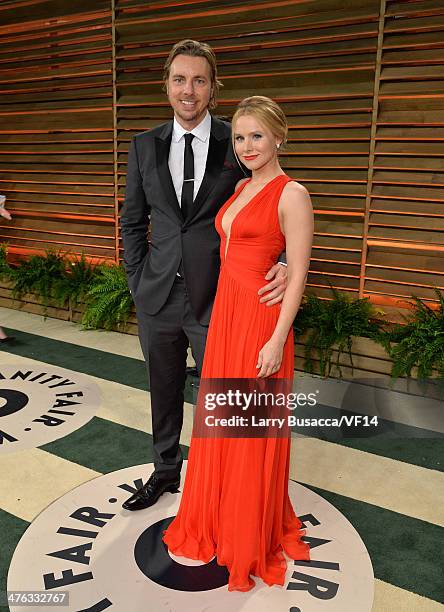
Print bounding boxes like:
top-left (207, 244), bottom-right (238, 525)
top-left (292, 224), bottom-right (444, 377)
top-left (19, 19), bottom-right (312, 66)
top-left (202, 389), bottom-right (379, 430)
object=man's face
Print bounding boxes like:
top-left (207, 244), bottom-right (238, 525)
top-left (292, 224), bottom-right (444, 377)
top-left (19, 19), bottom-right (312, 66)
top-left (166, 54), bottom-right (213, 130)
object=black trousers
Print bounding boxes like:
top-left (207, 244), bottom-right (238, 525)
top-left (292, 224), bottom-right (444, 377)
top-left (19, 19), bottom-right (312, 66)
top-left (136, 276), bottom-right (208, 479)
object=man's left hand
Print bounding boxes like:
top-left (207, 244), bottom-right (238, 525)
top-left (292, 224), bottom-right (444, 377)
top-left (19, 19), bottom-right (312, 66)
top-left (258, 263), bottom-right (287, 306)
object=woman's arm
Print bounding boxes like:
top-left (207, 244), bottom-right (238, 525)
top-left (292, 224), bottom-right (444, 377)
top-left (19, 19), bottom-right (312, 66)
top-left (256, 182), bottom-right (313, 377)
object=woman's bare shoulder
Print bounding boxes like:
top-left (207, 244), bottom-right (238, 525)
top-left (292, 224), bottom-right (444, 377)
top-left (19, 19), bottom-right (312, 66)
top-left (279, 180), bottom-right (312, 212)
top-left (282, 180), bottom-right (310, 199)
top-left (235, 177), bottom-right (250, 190)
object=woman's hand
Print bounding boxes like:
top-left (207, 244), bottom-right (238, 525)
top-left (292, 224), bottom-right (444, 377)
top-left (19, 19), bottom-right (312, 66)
top-left (256, 337), bottom-right (284, 378)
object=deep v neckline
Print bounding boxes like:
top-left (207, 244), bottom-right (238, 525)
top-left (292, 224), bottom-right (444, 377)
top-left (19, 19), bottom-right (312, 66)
top-left (221, 175), bottom-right (285, 259)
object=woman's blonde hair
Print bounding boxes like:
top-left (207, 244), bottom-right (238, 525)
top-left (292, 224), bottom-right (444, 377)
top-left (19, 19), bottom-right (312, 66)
top-left (232, 96), bottom-right (288, 148)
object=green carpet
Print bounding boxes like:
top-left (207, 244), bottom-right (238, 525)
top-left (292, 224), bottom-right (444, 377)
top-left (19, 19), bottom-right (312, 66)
top-left (1, 323), bottom-right (443, 608)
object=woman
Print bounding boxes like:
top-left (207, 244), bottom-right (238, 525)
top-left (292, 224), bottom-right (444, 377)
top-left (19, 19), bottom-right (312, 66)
top-left (0, 202), bottom-right (14, 344)
top-left (163, 96), bottom-right (314, 591)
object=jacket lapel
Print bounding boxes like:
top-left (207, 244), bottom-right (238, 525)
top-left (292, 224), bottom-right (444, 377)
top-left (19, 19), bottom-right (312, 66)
top-left (155, 122), bottom-right (183, 222)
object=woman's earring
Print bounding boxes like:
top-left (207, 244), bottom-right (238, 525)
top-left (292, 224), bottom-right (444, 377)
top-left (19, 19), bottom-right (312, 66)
top-left (276, 143), bottom-right (281, 149)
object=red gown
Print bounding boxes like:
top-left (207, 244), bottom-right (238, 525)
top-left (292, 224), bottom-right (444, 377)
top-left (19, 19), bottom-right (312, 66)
top-left (163, 174), bottom-right (310, 591)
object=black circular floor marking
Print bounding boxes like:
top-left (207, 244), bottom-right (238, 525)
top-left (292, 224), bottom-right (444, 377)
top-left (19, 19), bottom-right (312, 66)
top-left (0, 365), bottom-right (101, 454)
top-left (0, 389), bottom-right (29, 417)
top-left (108, 498), bottom-right (117, 503)
top-left (134, 516), bottom-right (229, 592)
top-left (8, 464), bottom-right (375, 609)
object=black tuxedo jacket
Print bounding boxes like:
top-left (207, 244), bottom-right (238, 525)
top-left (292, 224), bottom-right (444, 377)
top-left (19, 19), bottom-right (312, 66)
top-left (120, 116), bottom-right (245, 325)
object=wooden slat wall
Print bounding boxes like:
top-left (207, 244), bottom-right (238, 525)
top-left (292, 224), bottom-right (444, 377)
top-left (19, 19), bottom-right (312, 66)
top-left (0, 0), bottom-right (116, 261)
top-left (0, 0), bottom-right (443, 317)
top-left (115, 0), bottom-right (381, 292)
top-left (364, 0), bottom-right (444, 314)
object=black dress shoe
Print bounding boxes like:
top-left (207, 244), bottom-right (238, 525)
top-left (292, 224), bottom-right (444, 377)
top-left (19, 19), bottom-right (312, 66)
top-left (122, 473), bottom-right (180, 511)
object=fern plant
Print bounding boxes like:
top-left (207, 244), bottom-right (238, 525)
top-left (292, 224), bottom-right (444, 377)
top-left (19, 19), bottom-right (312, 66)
top-left (81, 264), bottom-right (132, 330)
top-left (53, 253), bottom-right (96, 310)
top-left (9, 249), bottom-right (66, 308)
top-left (376, 288), bottom-right (444, 381)
top-left (294, 286), bottom-right (383, 377)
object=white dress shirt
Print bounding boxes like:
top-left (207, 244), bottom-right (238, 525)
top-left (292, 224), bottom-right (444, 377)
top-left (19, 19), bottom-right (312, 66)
top-left (168, 110), bottom-right (211, 204)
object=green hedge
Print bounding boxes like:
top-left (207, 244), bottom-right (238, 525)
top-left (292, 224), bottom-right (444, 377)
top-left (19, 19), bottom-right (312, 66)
top-left (0, 247), bottom-right (132, 331)
top-left (0, 246), bottom-right (443, 381)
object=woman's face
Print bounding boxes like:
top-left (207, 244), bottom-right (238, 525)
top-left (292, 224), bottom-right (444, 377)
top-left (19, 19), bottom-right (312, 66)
top-left (233, 114), bottom-right (280, 172)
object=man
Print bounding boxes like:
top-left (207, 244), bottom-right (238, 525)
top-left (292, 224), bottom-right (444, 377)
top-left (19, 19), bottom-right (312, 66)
top-left (120, 40), bottom-right (286, 511)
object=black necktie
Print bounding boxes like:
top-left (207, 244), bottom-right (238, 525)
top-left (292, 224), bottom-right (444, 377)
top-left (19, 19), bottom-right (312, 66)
top-left (181, 133), bottom-right (195, 220)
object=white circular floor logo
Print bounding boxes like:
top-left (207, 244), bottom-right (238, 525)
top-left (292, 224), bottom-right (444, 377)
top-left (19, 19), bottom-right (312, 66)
top-left (0, 365), bottom-right (101, 453)
top-left (8, 462), bottom-right (374, 611)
